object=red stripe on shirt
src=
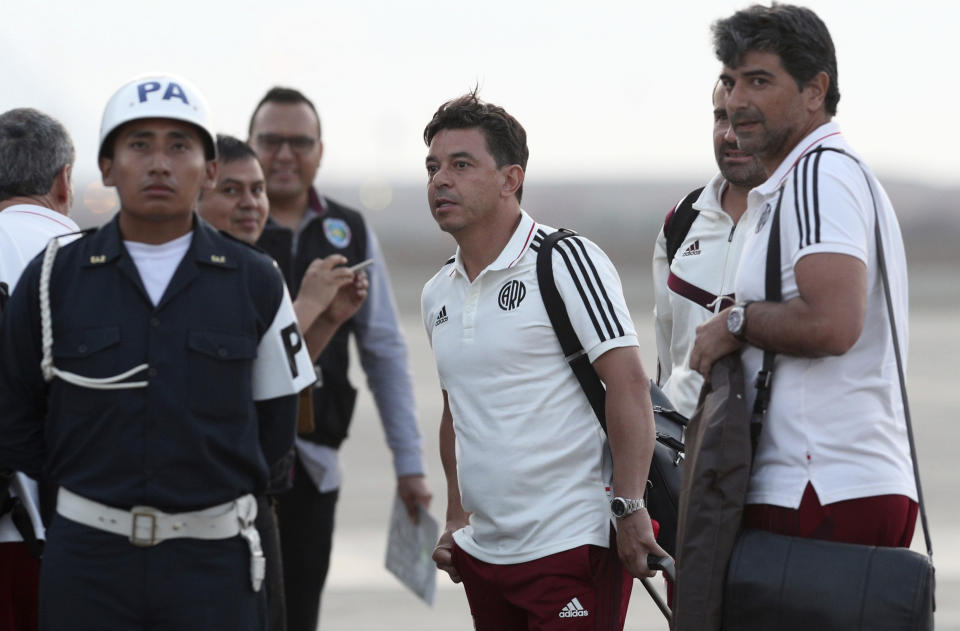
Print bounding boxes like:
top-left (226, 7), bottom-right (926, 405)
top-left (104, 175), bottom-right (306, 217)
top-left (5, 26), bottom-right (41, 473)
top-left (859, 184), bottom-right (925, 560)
top-left (507, 222), bottom-right (537, 268)
top-left (776, 131), bottom-right (843, 187)
top-left (7, 209), bottom-right (75, 231)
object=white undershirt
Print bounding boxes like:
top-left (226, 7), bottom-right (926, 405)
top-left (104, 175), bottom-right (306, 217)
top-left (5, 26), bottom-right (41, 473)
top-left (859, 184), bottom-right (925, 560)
top-left (124, 232), bottom-right (193, 306)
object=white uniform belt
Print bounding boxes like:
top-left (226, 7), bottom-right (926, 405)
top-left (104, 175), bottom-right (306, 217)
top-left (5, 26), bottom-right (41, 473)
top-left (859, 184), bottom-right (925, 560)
top-left (56, 487), bottom-right (265, 590)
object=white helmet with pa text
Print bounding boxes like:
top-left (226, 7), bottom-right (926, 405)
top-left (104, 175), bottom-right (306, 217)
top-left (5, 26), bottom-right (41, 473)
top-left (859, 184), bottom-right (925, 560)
top-left (99, 74), bottom-right (216, 160)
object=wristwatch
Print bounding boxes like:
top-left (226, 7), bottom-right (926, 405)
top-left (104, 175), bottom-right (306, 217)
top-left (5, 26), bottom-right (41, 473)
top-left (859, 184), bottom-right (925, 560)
top-left (610, 496), bottom-right (646, 519)
top-left (727, 301), bottom-right (754, 341)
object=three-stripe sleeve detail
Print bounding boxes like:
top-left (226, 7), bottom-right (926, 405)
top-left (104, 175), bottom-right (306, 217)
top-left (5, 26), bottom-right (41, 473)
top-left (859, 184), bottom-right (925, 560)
top-left (570, 237), bottom-right (625, 338)
top-left (555, 237), bottom-right (624, 342)
top-left (812, 150), bottom-right (823, 243)
top-left (793, 152), bottom-right (824, 250)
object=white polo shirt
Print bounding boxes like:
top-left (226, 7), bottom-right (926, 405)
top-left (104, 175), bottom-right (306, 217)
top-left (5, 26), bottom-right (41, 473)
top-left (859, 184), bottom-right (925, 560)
top-left (654, 173), bottom-right (754, 418)
top-left (0, 203), bottom-right (80, 544)
top-left (735, 122), bottom-right (916, 509)
top-left (422, 210), bottom-right (639, 564)
top-left (0, 203), bottom-right (80, 290)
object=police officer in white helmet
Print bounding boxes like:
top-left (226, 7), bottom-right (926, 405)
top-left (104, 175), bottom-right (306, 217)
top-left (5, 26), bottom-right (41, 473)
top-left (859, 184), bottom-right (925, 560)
top-left (0, 74), bottom-right (315, 631)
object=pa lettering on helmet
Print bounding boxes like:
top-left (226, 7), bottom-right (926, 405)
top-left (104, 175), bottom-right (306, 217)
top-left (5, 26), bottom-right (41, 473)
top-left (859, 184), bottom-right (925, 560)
top-left (136, 80), bottom-right (191, 106)
top-left (99, 74), bottom-right (217, 161)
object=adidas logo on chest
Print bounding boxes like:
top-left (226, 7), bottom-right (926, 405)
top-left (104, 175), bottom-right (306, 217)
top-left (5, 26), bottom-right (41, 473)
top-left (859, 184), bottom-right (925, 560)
top-left (681, 239), bottom-right (701, 256)
top-left (434, 305), bottom-right (448, 326)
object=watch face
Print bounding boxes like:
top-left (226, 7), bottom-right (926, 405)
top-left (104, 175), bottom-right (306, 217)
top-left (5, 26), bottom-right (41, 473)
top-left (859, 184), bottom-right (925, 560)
top-left (727, 308), bottom-right (744, 335)
top-left (611, 498), bottom-right (626, 517)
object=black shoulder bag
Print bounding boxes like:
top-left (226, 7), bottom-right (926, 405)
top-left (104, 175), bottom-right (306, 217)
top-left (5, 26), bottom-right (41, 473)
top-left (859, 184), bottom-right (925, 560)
top-left (536, 229), bottom-right (687, 558)
top-left (723, 150), bottom-right (935, 631)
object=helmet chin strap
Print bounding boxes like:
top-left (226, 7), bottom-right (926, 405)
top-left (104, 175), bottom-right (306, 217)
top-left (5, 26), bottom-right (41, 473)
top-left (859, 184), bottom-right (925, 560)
top-left (39, 236), bottom-right (148, 390)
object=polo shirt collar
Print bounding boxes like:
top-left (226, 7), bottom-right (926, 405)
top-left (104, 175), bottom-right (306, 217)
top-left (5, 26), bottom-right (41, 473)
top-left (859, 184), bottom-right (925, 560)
top-left (450, 209), bottom-right (538, 277)
top-left (752, 121), bottom-right (843, 199)
top-left (0, 203), bottom-right (80, 233)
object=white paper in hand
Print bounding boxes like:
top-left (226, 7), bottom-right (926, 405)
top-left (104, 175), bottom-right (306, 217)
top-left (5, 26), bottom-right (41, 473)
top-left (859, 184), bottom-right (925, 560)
top-left (384, 493), bottom-right (439, 606)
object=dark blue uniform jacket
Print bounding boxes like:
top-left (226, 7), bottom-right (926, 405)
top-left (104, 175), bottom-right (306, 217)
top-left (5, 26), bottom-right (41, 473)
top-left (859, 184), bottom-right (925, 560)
top-left (0, 215), bottom-right (296, 513)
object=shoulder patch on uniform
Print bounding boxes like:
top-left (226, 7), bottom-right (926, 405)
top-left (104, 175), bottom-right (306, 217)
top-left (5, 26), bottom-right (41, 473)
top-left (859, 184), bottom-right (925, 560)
top-left (323, 218), bottom-right (352, 249)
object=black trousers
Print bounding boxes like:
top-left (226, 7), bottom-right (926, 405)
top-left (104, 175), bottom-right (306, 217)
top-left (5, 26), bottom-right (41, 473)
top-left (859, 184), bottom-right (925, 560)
top-left (275, 459), bottom-right (339, 631)
top-left (40, 515), bottom-right (265, 631)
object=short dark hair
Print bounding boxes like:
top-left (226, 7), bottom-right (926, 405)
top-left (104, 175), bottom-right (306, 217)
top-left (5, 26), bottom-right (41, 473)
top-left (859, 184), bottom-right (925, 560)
top-left (423, 90), bottom-right (529, 203)
top-left (248, 87), bottom-right (321, 139)
top-left (215, 134), bottom-right (262, 167)
top-left (0, 108), bottom-right (75, 203)
top-left (712, 3), bottom-right (840, 115)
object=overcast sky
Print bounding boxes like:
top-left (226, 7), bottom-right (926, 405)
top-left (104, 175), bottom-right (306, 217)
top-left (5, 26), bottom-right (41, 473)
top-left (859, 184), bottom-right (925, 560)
top-left (4, 0), bottom-right (957, 206)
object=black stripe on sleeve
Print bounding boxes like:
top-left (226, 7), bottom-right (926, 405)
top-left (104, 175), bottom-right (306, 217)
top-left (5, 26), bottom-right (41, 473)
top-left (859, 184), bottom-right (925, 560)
top-left (558, 237), bottom-right (616, 340)
top-left (529, 243), bottom-right (540, 252)
top-left (802, 154), bottom-right (812, 247)
top-left (570, 237), bottom-right (624, 337)
top-left (793, 165), bottom-right (804, 250)
top-left (812, 150), bottom-right (823, 244)
top-left (554, 242), bottom-right (607, 341)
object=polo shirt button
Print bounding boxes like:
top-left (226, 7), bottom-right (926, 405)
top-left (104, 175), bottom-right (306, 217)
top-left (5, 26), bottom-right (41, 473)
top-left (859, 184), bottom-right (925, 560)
top-left (150, 317), bottom-right (160, 327)
top-left (148, 368), bottom-right (158, 377)
top-left (77, 344), bottom-right (88, 354)
top-left (217, 348), bottom-right (228, 358)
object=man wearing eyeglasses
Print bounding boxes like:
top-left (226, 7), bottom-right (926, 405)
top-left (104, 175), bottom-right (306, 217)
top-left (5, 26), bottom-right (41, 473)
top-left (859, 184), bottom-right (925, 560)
top-left (248, 87), bottom-right (431, 631)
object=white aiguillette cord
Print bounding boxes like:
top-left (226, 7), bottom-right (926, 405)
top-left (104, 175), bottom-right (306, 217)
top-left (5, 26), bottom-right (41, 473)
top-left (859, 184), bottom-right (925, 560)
top-left (39, 237), bottom-right (149, 390)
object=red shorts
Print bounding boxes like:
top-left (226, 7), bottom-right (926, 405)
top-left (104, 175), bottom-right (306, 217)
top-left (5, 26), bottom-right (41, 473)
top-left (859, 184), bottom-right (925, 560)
top-left (0, 541), bottom-right (41, 631)
top-left (742, 483), bottom-right (918, 547)
top-left (451, 528), bottom-right (632, 631)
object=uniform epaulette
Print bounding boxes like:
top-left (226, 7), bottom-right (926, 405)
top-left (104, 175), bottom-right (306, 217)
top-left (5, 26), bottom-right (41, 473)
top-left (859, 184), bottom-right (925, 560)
top-left (63, 227), bottom-right (98, 241)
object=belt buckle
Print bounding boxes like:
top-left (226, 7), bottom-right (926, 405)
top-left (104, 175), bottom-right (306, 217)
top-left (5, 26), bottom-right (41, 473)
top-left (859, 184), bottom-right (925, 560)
top-left (130, 511), bottom-right (158, 547)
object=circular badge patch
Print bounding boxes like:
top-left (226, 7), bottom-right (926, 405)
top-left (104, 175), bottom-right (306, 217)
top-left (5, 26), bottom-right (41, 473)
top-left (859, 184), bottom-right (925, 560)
top-left (323, 218), bottom-right (352, 249)
top-left (498, 280), bottom-right (526, 311)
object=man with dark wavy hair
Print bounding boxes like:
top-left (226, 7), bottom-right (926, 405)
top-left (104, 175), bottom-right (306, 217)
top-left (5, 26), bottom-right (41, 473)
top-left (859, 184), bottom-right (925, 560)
top-left (422, 91), bottom-right (665, 630)
top-left (691, 3), bottom-right (917, 552)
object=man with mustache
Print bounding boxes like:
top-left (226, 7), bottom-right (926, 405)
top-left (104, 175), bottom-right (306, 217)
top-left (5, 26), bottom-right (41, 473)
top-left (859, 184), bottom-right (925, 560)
top-left (690, 4), bottom-right (917, 553)
top-left (0, 75), bottom-right (314, 630)
top-left (653, 82), bottom-right (766, 419)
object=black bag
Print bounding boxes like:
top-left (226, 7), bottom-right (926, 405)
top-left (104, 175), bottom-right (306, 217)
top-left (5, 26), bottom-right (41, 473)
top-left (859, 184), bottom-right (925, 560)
top-left (722, 149), bottom-right (935, 630)
top-left (536, 228), bottom-right (686, 556)
top-left (725, 529), bottom-right (934, 631)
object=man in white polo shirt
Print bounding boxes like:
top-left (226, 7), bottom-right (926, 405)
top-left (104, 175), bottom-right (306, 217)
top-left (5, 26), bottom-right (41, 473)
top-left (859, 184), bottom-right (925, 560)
top-left (653, 82), bottom-right (765, 418)
top-left (690, 4), bottom-right (917, 548)
top-left (422, 91), bottom-right (664, 631)
top-left (0, 107), bottom-right (80, 631)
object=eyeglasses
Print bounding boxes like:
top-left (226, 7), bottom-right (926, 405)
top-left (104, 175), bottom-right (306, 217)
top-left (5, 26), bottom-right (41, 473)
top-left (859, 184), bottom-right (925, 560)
top-left (254, 134), bottom-right (318, 155)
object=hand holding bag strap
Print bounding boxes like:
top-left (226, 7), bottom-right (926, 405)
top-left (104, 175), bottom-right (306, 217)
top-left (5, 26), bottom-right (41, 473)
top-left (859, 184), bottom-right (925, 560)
top-left (536, 228), bottom-right (608, 432)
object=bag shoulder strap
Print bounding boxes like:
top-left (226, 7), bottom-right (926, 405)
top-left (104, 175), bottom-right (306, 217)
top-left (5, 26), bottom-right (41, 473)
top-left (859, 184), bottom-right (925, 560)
top-left (535, 228), bottom-right (608, 433)
top-left (665, 187), bottom-right (704, 266)
top-left (756, 146), bottom-right (933, 560)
